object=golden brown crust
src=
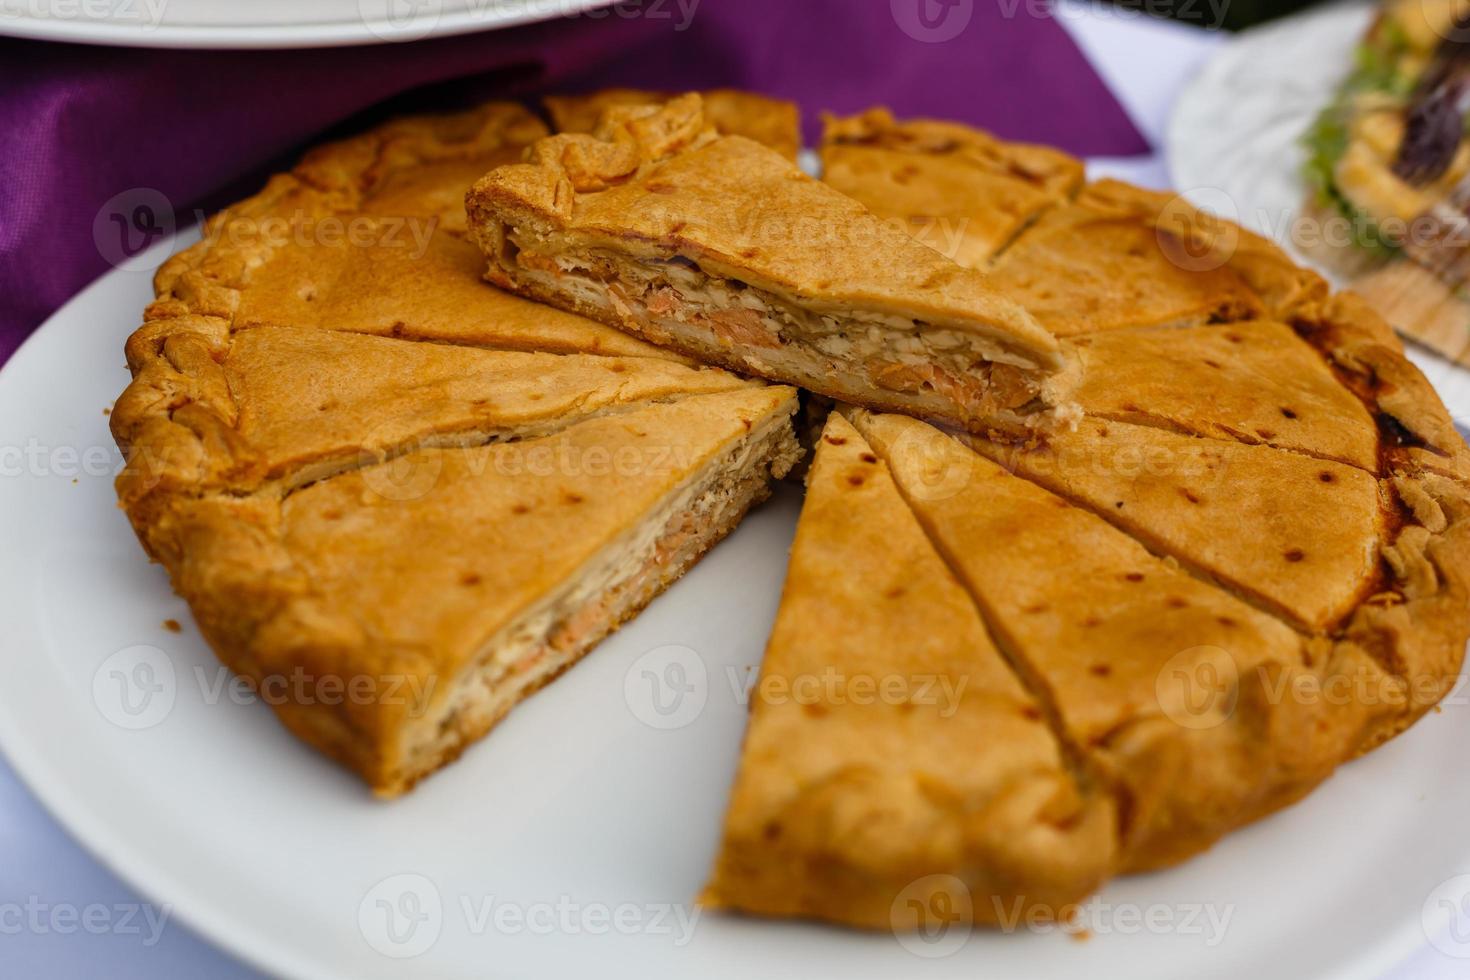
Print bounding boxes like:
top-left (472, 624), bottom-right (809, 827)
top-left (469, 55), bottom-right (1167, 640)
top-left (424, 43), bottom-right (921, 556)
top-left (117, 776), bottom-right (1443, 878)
top-left (545, 88), bottom-right (802, 161)
top-left (141, 101), bottom-right (664, 359)
top-left (853, 410), bottom-right (1399, 873)
top-left (466, 94), bottom-right (1075, 433)
top-left (113, 317), bottom-right (756, 563)
top-left (1071, 320), bottom-right (1380, 470)
top-left (967, 417), bottom-right (1384, 632)
top-left (820, 108), bottom-right (1084, 268)
top-left (471, 96), bottom-right (1058, 358)
top-left (985, 178), bottom-right (1329, 337)
top-left (1296, 291), bottom-right (1470, 484)
top-left (702, 414), bottom-right (1115, 929)
top-left (112, 93), bottom-right (1470, 906)
top-left (1338, 471), bottom-right (1470, 750)
top-left (160, 387), bottom-right (800, 795)
top-left (110, 100), bottom-right (802, 795)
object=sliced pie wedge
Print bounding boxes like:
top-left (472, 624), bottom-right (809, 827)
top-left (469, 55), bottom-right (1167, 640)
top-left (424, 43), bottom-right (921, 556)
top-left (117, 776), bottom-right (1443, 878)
top-left (1072, 321), bottom-right (1379, 470)
top-left (466, 94), bottom-right (1074, 434)
top-left (982, 180), bottom-right (1328, 337)
top-left (545, 88), bottom-right (802, 160)
top-left (163, 386), bottom-right (801, 796)
top-left (965, 418), bottom-right (1384, 631)
top-left (702, 413), bottom-right (1114, 929)
top-left (1070, 180), bottom-right (1329, 322)
top-left (853, 411), bottom-right (1394, 870)
top-left (984, 197), bottom-right (1264, 337)
top-left (228, 224), bottom-right (670, 359)
top-left (149, 101), bottom-right (665, 361)
top-left (113, 320), bottom-right (750, 560)
top-left (820, 108), bottom-right (1083, 268)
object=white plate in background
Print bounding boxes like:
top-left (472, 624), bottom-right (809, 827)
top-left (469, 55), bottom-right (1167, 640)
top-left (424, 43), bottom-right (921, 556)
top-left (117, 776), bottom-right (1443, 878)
top-left (0, 0), bottom-right (620, 48)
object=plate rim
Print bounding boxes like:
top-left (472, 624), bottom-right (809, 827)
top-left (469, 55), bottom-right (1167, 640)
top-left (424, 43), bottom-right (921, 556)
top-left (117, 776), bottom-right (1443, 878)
top-left (0, 0), bottom-right (619, 49)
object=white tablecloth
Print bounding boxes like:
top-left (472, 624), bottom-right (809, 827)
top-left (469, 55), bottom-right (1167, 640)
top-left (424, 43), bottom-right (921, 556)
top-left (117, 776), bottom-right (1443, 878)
top-left (0, 5), bottom-right (1457, 977)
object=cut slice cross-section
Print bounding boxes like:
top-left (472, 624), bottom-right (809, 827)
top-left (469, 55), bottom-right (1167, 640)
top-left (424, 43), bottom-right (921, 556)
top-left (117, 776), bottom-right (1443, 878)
top-left (466, 94), bottom-right (1075, 435)
top-left (162, 387), bottom-right (802, 796)
top-left (702, 413), bottom-right (1114, 929)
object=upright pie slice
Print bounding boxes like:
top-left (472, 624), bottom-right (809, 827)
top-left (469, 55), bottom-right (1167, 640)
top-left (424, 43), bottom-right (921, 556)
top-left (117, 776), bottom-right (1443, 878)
top-left (853, 411), bottom-right (1394, 870)
top-left (966, 418), bottom-right (1383, 631)
top-left (545, 88), bottom-right (802, 160)
top-left (702, 413), bottom-right (1114, 929)
top-left (162, 387), bottom-right (801, 796)
top-left (466, 94), bottom-right (1074, 434)
top-left (820, 109), bottom-right (1083, 268)
top-left (1072, 321), bottom-right (1380, 470)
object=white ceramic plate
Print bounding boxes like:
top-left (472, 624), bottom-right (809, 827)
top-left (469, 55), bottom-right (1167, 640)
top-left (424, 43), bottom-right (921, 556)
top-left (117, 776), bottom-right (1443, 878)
top-left (0, 0), bottom-right (619, 48)
top-left (1166, 2), bottom-right (1470, 427)
top-left (3, 233), bottom-right (1470, 980)
top-left (1166, 1), bottom-right (1372, 268)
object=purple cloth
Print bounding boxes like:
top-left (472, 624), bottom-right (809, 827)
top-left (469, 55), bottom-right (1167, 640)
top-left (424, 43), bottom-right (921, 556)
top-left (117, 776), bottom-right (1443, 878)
top-left (0, 0), bottom-right (1146, 368)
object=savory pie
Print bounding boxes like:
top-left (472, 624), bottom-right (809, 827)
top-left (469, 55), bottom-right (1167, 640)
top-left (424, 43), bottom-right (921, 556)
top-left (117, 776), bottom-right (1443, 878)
top-left (112, 101), bottom-right (801, 795)
top-left (466, 94), bottom-right (1076, 436)
top-left (112, 94), bottom-right (1470, 928)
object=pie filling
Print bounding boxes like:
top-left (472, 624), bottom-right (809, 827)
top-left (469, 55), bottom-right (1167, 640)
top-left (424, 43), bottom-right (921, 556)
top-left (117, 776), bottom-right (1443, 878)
top-left (389, 406), bottom-right (801, 792)
top-left (491, 228), bottom-right (1053, 430)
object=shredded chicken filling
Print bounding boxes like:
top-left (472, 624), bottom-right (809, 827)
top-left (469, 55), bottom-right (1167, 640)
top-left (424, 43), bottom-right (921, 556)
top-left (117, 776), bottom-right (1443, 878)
top-left (503, 234), bottom-right (1044, 416)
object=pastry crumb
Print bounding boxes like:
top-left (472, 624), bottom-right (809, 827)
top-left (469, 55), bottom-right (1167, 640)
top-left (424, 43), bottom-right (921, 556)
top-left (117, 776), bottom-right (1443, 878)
top-left (163, 619), bottom-right (182, 633)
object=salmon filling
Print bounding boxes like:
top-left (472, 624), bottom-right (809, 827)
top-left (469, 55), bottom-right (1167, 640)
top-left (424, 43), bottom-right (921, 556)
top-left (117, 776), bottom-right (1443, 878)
top-left (494, 229), bottom-right (1057, 429)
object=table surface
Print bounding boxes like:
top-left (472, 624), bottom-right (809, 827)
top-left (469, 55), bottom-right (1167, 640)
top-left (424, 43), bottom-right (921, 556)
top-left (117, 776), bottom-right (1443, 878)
top-left (0, 4), bottom-right (1461, 977)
